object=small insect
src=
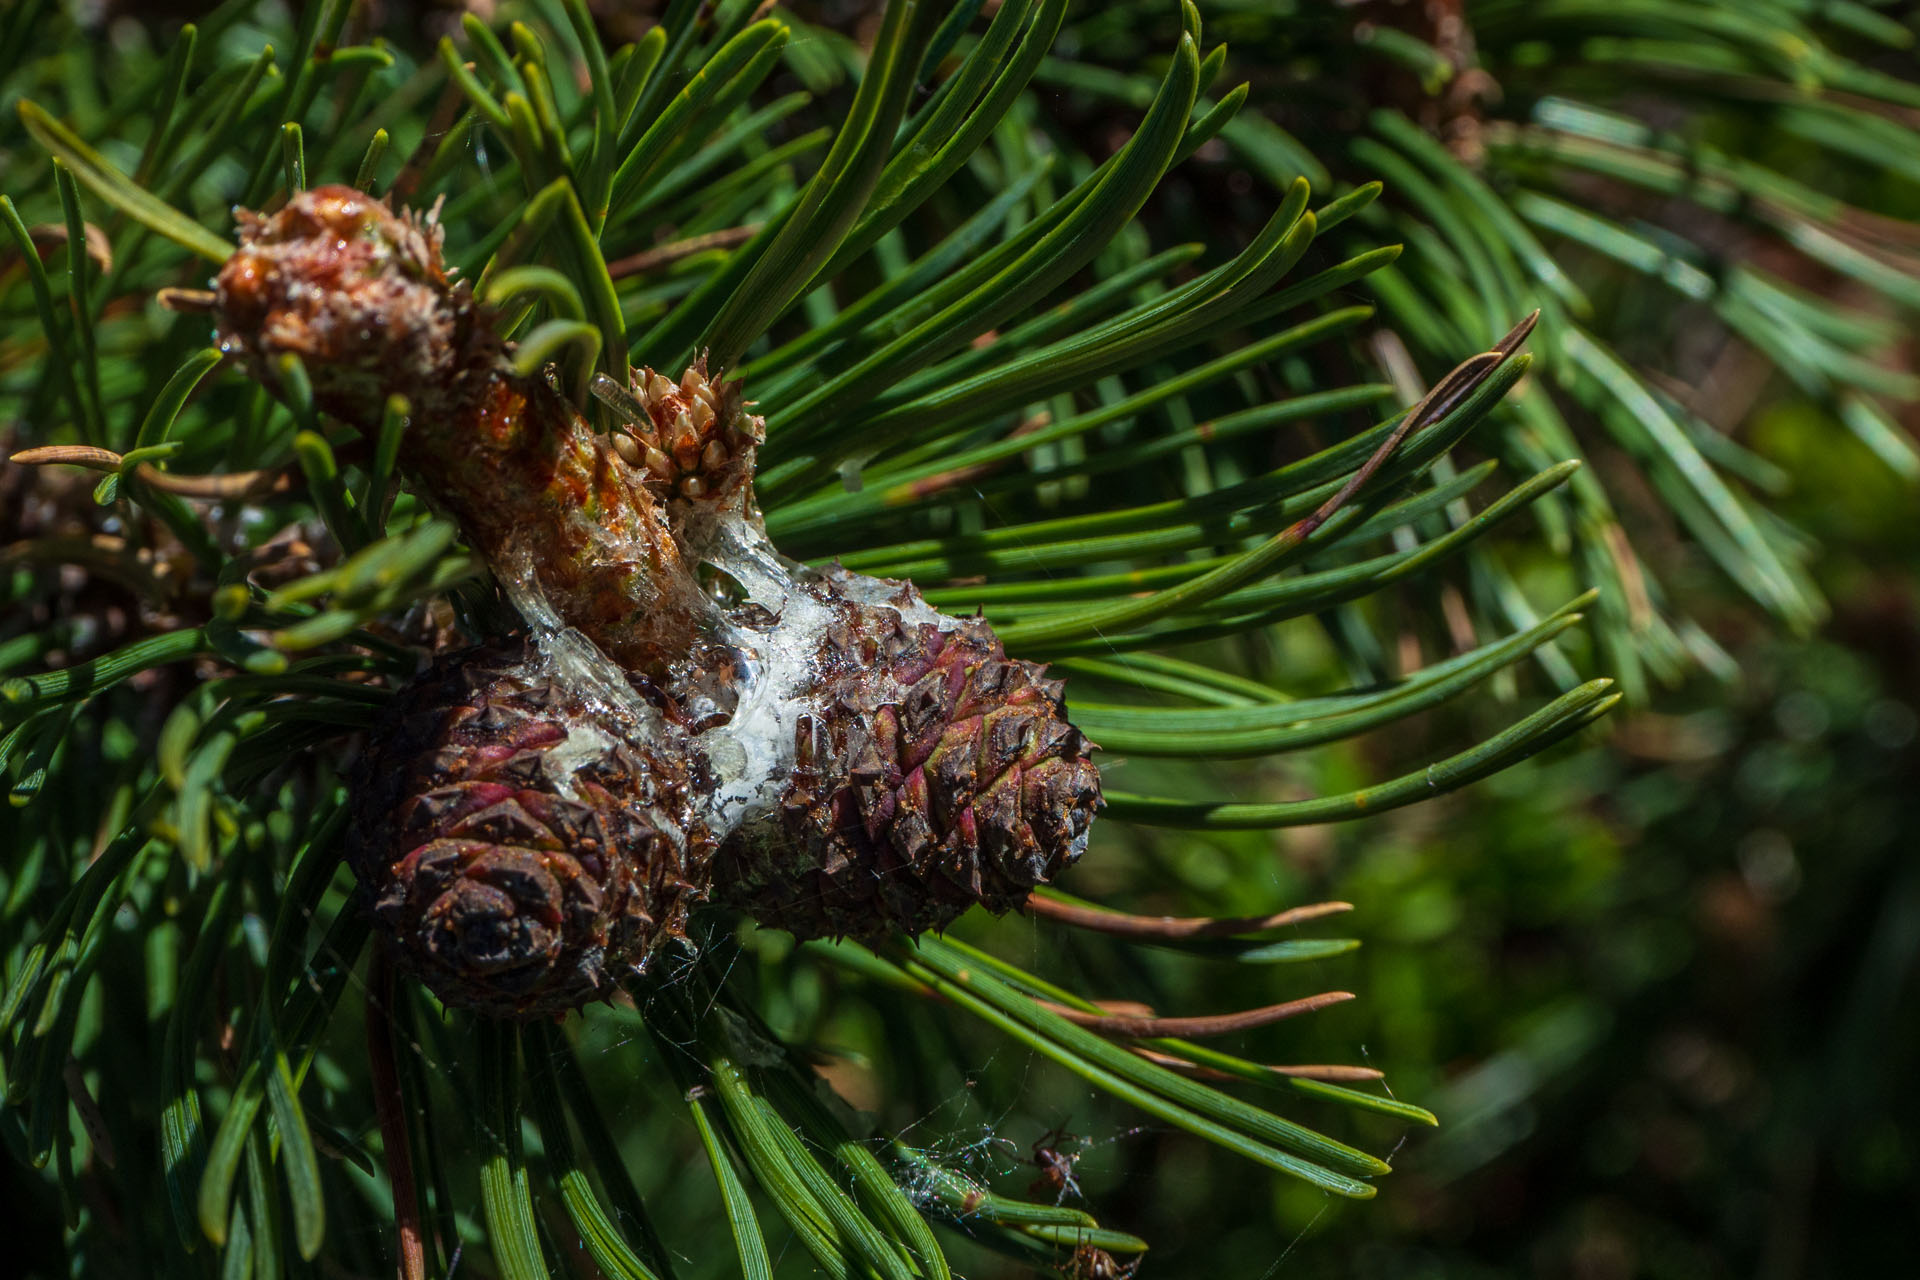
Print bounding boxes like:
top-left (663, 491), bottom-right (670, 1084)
top-left (1027, 1125), bottom-right (1088, 1203)
top-left (1062, 1243), bottom-right (1141, 1280)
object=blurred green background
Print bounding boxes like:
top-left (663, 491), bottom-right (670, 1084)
top-left (736, 7), bottom-right (1920, 1273)
top-left (751, 437), bottom-right (1920, 1280)
top-left (749, 406), bottom-right (1920, 1280)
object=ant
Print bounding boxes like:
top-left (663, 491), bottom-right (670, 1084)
top-left (1027, 1125), bottom-right (1088, 1203)
top-left (1061, 1243), bottom-right (1142, 1280)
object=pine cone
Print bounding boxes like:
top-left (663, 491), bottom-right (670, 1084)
top-left (714, 600), bottom-right (1101, 941)
top-left (212, 186), bottom-right (487, 421)
top-left (348, 641), bottom-right (706, 1018)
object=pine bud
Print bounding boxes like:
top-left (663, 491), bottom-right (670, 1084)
top-left (597, 359), bottom-right (760, 501)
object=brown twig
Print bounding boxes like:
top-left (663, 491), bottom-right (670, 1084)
top-left (10, 444), bottom-right (125, 471)
top-left (366, 953), bottom-right (427, 1280)
top-left (892, 410), bottom-right (1053, 502)
top-left (64, 1056), bottom-right (118, 1168)
top-left (1287, 310), bottom-right (1536, 546)
top-left (1268, 1063), bottom-right (1386, 1082)
top-left (1088, 1000), bottom-right (1157, 1018)
top-left (1130, 1047), bottom-right (1385, 1083)
top-left (1, 221), bottom-right (113, 274)
top-left (1024, 891), bottom-right (1353, 939)
top-left (132, 462), bottom-right (296, 499)
top-left (155, 287), bottom-right (217, 313)
top-left (1129, 1049), bottom-right (1241, 1082)
top-left (0, 534), bottom-right (177, 600)
top-left (390, 80), bottom-right (468, 206)
top-left (11, 430), bottom-right (303, 501)
top-left (606, 225), bottom-right (762, 280)
top-left (1601, 522), bottom-right (1653, 631)
top-left (1039, 990), bottom-right (1354, 1039)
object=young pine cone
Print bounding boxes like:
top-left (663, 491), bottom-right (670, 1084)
top-left (599, 360), bottom-right (761, 501)
top-left (715, 607), bottom-right (1100, 941)
top-left (347, 641), bottom-right (705, 1019)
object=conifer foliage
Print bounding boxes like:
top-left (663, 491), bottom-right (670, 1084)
top-left (1, 1), bottom-right (1908, 1276)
